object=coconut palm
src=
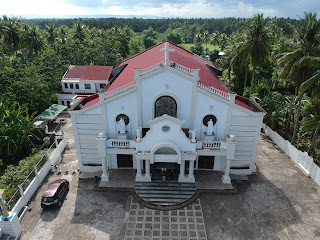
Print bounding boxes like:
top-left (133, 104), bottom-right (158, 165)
top-left (301, 97), bottom-right (320, 155)
top-left (72, 21), bottom-right (87, 42)
top-left (278, 12), bottom-right (320, 144)
top-left (237, 13), bottom-right (273, 96)
top-left (45, 22), bottom-right (57, 47)
top-left (4, 17), bottom-right (22, 54)
top-left (24, 24), bottom-right (45, 54)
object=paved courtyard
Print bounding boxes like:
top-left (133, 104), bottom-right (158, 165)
top-left (19, 117), bottom-right (320, 239)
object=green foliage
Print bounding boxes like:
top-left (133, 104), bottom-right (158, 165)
top-left (254, 83), bottom-right (270, 99)
top-left (190, 43), bottom-right (204, 56)
top-left (165, 28), bottom-right (182, 44)
top-left (0, 99), bottom-right (41, 161)
top-left (0, 151), bottom-right (45, 203)
top-left (142, 27), bottom-right (158, 48)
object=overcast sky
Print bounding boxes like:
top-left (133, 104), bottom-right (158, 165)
top-left (1, 0), bottom-right (320, 19)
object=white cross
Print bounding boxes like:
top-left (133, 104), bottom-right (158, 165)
top-left (160, 42), bottom-right (175, 61)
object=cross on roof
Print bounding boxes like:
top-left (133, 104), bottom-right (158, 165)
top-left (160, 42), bottom-right (175, 61)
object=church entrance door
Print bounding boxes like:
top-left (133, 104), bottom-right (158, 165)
top-left (198, 156), bottom-right (214, 169)
top-left (117, 154), bottom-right (133, 168)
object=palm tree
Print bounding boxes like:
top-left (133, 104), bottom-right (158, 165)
top-left (0, 17), bottom-right (8, 66)
top-left (278, 12), bottom-right (320, 144)
top-left (24, 24), bottom-right (45, 54)
top-left (45, 22), bottom-right (57, 47)
top-left (72, 20), bottom-right (87, 42)
top-left (4, 17), bottom-right (22, 54)
top-left (238, 13), bottom-right (273, 96)
top-left (301, 97), bottom-right (320, 155)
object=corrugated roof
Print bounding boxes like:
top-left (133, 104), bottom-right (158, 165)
top-left (81, 41), bottom-right (258, 112)
top-left (37, 104), bottom-right (67, 120)
top-left (64, 66), bottom-right (113, 81)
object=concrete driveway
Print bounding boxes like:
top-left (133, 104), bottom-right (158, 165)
top-left (19, 118), bottom-right (320, 240)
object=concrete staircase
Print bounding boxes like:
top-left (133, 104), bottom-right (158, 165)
top-left (135, 171), bottom-right (196, 206)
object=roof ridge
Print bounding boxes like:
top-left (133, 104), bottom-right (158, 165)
top-left (120, 40), bottom-right (195, 65)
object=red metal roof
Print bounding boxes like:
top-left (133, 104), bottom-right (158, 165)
top-left (106, 41), bottom-right (226, 93)
top-left (64, 66), bottom-right (113, 81)
top-left (82, 41), bottom-right (254, 111)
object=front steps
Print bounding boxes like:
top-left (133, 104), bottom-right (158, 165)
top-left (135, 180), bottom-right (196, 206)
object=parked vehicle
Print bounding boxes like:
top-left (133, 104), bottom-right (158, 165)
top-left (41, 179), bottom-right (69, 208)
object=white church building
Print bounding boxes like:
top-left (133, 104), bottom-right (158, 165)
top-left (68, 41), bottom-right (265, 184)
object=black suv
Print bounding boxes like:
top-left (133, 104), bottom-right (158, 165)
top-left (41, 179), bottom-right (69, 208)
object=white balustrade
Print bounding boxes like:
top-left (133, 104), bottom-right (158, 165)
top-left (202, 141), bottom-right (222, 149)
top-left (197, 82), bottom-right (230, 100)
top-left (139, 60), bottom-right (194, 77)
top-left (104, 81), bottom-right (136, 99)
top-left (110, 139), bottom-right (131, 148)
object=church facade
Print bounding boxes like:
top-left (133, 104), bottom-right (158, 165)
top-left (69, 41), bottom-right (265, 184)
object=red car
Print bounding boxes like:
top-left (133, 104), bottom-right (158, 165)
top-left (41, 179), bottom-right (69, 208)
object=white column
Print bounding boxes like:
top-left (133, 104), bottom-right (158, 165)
top-left (136, 159), bottom-right (142, 178)
top-left (178, 160), bottom-right (185, 182)
top-left (145, 159), bottom-right (151, 178)
top-left (221, 157), bottom-right (231, 184)
top-left (101, 156), bottom-right (110, 181)
top-left (188, 160), bottom-right (195, 179)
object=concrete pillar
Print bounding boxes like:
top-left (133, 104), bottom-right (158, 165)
top-left (136, 159), bottom-right (142, 178)
top-left (188, 160), bottom-right (195, 179)
top-left (18, 184), bottom-right (27, 206)
top-left (33, 165), bottom-right (40, 186)
top-left (178, 160), bottom-right (185, 182)
top-left (221, 157), bottom-right (232, 184)
top-left (145, 159), bottom-right (151, 178)
top-left (0, 213), bottom-right (22, 239)
top-left (101, 156), bottom-right (110, 181)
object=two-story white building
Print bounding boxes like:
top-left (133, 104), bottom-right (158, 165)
top-left (69, 41), bottom-right (265, 185)
top-left (57, 65), bottom-right (114, 107)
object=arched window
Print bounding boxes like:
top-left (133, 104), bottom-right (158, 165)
top-left (155, 96), bottom-right (177, 118)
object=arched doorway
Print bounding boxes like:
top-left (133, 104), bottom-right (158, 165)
top-left (155, 96), bottom-right (177, 118)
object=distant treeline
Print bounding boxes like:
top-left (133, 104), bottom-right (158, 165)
top-left (24, 17), bottom-right (300, 35)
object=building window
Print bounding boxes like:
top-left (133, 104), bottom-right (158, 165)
top-left (85, 84), bottom-right (91, 89)
top-left (67, 101), bottom-right (70, 106)
top-left (75, 83), bottom-right (79, 89)
top-left (61, 101), bottom-right (65, 105)
top-left (100, 83), bottom-right (106, 89)
top-left (155, 96), bottom-right (177, 118)
top-left (64, 83), bottom-right (68, 89)
top-left (70, 83), bottom-right (74, 89)
top-left (203, 115), bottom-right (217, 126)
top-left (116, 114), bottom-right (130, 125)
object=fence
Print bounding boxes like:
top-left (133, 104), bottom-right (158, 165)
top-left (263, 124), bottom-right (320, 187)
top-left (5, 138), bottom-right (67, 215)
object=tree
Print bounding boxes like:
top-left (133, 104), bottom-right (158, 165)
top-left (301, 97), bottom-right (320, 155)
top-left (237, 13), bottom-right (273, 96)
top-left (24, 24), bottom-right (45, 54)
top-left (278, 12), bottom-right (320, 144)
top-left (0, 99), bottom-right (40, 161)
top-left (3, 16), bottom-right (23, 54)
top-left (45, 23), bottom-right (57, 47)
top-left (72, 21), bottom-right (87, 42)
top-left (142, 27), bottom-right (158, 49)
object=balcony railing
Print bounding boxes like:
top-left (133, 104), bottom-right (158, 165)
top-left (110, 139), bottom-right (132, 148)
top-left (197, 82), bottom-right (230, 101)
top-left (139, 60), bottom-right (194, 77)
top-left (202, 141), bottom-right (222, 149)
top-left (104, 81), bottom-right (136, 99)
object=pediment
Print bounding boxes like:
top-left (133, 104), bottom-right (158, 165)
top-left (147, 114), bottom-right (185, 127)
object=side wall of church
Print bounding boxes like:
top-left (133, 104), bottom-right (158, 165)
top-left (230, 110), bottom-right (264, 174)
top-left (140, 70), bottom-right (193, 128)
top-left (71, 108), bottom-right (103, 172)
